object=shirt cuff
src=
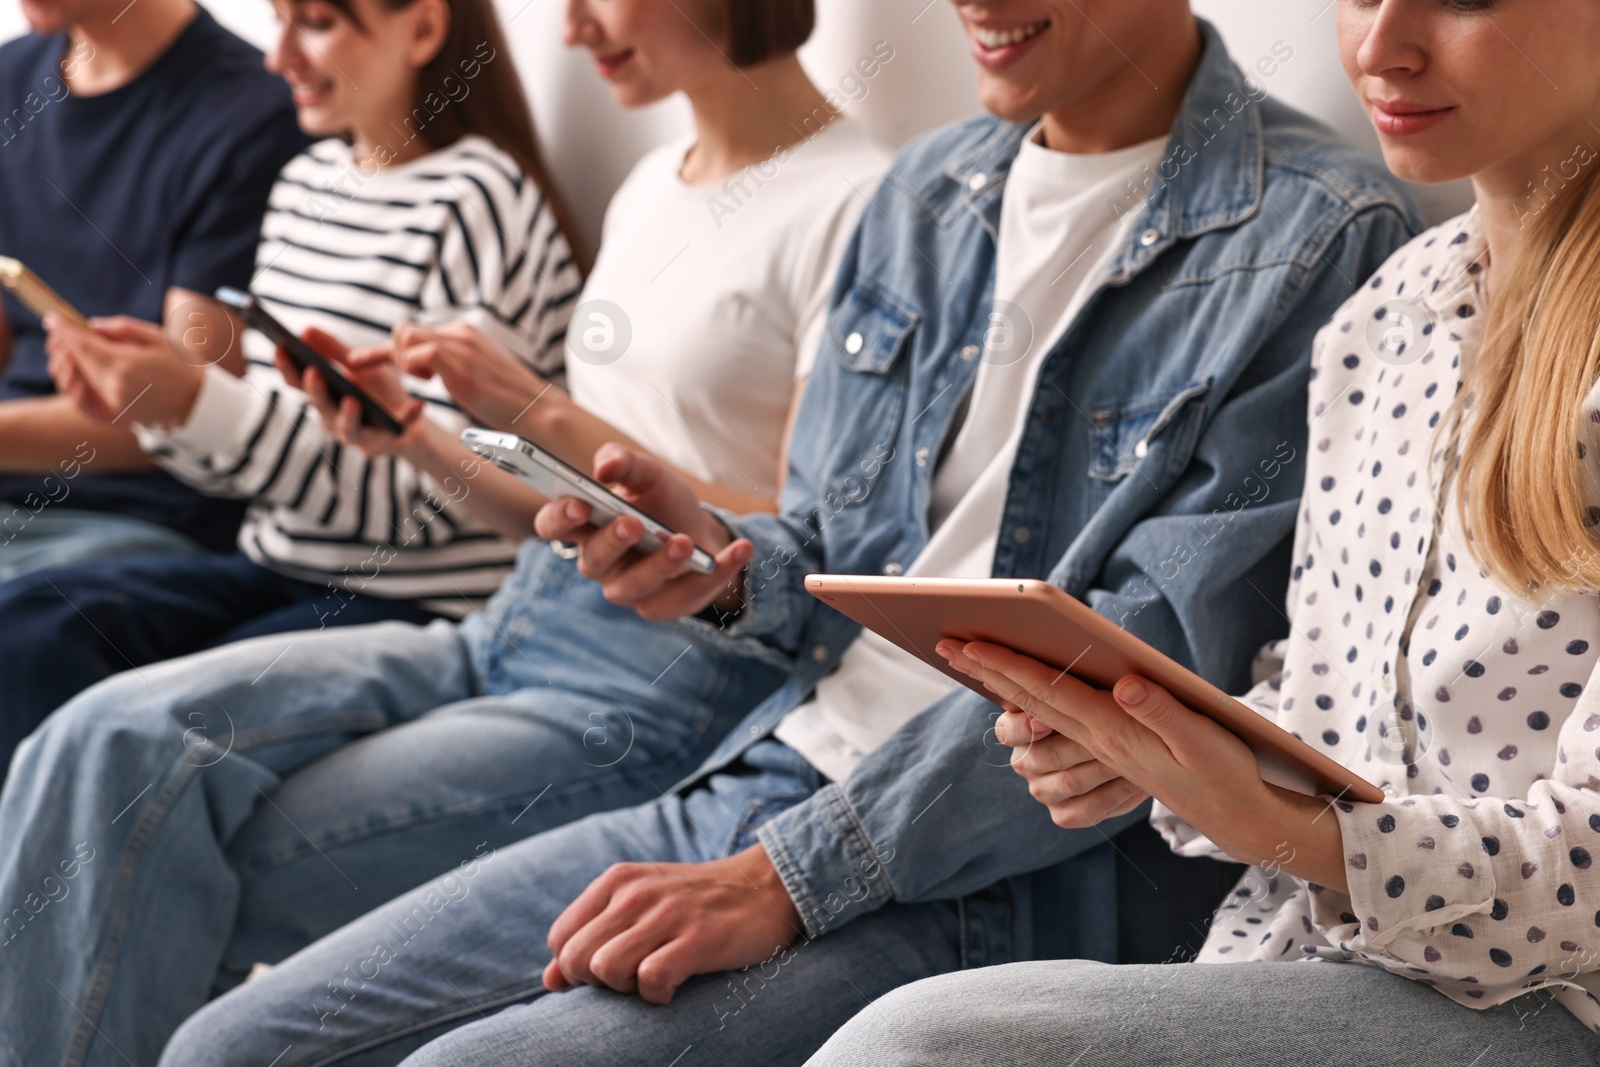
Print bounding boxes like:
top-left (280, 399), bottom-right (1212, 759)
top-left (1319, 796), bottom-right (1496, 953)
top-left (137, 365), bottom-right (269, 456)
top-left (757, 782), bottom-right (898, 939)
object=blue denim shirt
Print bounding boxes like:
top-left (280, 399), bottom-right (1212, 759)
top-left (677, 23), bottom-right (1423, 964)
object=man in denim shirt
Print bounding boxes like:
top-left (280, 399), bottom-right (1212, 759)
top-left (150, 6), bottom-right (1424, 1066)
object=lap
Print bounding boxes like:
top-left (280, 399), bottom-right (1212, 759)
top-left (221, 690), bottom-right (748, 970)
top-left (20, 618), bottom-right (474, 781)
top-left (807, 960), bottom-right (1600, 1067)
top-left (0, 507), bottom-right (204, 581)
top-left (165, 745), bottom-right (913, 1067)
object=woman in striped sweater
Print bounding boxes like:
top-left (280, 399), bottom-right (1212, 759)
top-left (0, 0), bottom-right (585, 746)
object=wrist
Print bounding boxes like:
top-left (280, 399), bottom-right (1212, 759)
top-left (154, 363), bottom-right (207, 430)
top-left (508, 383), bottom-right (570, 439)
top-left (739, 844), bottom-right (799, 925)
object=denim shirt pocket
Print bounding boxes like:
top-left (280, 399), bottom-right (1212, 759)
top-left (1086, 380), bottom-right (1212, 486)
top-left (825, 281), bottom-right (920, 375)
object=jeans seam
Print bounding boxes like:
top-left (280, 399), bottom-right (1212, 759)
top-left (234, 751), bottom-right (700, 880)
top-left (63, 756), bottom-right (205, 1067)
top-left (60, 710), bottom-right (393, 1067)
top-left (287, 979), bottom-right (547, 1067)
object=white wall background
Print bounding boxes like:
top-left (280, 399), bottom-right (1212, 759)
top-left (1, 0), bottom-right (1471, 246)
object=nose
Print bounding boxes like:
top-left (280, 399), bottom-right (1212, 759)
top-left (563, 0), bottom-right (599, 49)
top-left (1352, 0), bottom-right (1427, 81)
top-left (265, 21), bottom-right (303, 77)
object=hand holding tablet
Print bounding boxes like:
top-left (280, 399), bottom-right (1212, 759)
top-left (805, 574), bottom-right (1383, 804)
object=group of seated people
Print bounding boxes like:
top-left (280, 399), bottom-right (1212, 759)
top-left (1, 0), bottom-right (1597, 1063)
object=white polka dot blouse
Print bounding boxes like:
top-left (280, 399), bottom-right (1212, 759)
top-left (1153, 206), bottom-right (1600, 1034)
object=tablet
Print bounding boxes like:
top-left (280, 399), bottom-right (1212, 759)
top-left (462, 429), bottom-right (717, 575)
top-left (0, 256), bottom-right (88, 327)
top-left (804, 574), bottom-right (1384, 804)
top-left (215, 287), bottom-right (405, 435)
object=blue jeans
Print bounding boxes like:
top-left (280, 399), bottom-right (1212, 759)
top-left (0, 506), bottom-right (204, 580)
top-left (803, 959), bottom-right (1600, 1066)
top-left (158, 740), bottom-right (965, 1067)
top-left (0, 550), bottom-right (439, 775)
top-left (0, 544), bottom-right (782, 1067)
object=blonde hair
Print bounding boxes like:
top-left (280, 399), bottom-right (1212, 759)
top-left (1453, 165), bottom-right (1600, 592)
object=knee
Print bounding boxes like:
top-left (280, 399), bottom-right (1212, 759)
top-left (158, 1001), bottom-right (259, 1067)
top-left (810, 974), bottom-right (976, 1064)
top-left (15, 670), bottom-right (182, 773)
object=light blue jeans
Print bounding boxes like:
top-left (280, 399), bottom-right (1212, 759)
top-left (157, 739), bottom-right (964, 1067)
top-left (0, 543), bottom-right (785, 1067)
top-left (803, 959), bottom-right (1600, 1066)
top-left (0, 506), bottom-right (204, 581)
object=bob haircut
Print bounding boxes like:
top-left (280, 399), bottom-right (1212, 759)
top-left (724, 0), bottom-right (815, 67)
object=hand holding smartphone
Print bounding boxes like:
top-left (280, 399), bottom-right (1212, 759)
top-left (215, 286), bottom-right (405, 434)
top-left (463, 429), bottom-right (717, 575)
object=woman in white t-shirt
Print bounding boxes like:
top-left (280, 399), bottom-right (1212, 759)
top-left (313, 0), bottom-right (888, 518)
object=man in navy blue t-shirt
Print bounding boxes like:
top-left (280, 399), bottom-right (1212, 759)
top-left (0, 0), bottom-right (308, 577)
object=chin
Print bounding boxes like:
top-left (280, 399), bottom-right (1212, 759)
top-left (20, 3), bottom-right (68, 35)
top-left (607, 81), bottom-right (665, 111)
top-left (975, 78), bottom-right (1043, 125)
top-left (294, 110), bottom-right (344, 141)
top-left (1376, 145), bottom-right (1474, 187)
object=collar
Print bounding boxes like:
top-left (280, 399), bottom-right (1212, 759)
top-left (939, 18), bottom-right (1266, 276)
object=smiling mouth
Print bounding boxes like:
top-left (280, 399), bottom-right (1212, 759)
top-left (971, 19), bottom-right (1050, 51)
top-left (286, 78), bottom-right (333, 106)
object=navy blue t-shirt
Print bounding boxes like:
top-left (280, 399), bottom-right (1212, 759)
top-left (0, 9), bottom-right (310, 551)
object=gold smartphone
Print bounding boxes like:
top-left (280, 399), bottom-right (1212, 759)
top-left (0, 256), bottom-right (88, 327)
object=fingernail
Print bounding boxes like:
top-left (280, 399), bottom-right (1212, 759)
top-left (1116, 679), bottom-right (1148, 706)
top-left (566, 500), bottom-right (584, 521)
top-left (668, 540), bottom-right (690, 560)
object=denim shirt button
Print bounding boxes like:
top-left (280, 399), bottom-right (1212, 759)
top-left (844, 331), bottom-right (864, 355)
top-left (1011, 526), bottom-right (1032, 545)
top-left (1139, 228), bottom-right (1161, 247)
top-left (811, 644), bottom-right (829, 663)
top-left (968, 172), bottom-right (988, 191)
top-left (749, 725), bottom-right (762, 737)
top-left (883, 562), bottom-right (903, 576)
top-left (914, 447), bottom-right (930, 467)
top-left (960, 344), bottom-right (980, 361)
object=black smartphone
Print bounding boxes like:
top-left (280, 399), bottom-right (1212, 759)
top-left (215, 287), bottom-right (405, 435)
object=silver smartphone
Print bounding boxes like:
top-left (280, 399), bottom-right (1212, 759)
top-left (461, 428), bottom-right (717, 575)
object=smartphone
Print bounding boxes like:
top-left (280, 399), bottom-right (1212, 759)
top-left (461, 428), bottom-right (718, 575)
top-left (215, 287), bottom-right (405, 435)
top-left (0, 256), bottom-right (88, 327)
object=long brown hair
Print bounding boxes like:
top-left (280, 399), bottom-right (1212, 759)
top-left (322, 0), bottom-right (590, 272)
top-left (1451, 163), bottom-right (1600, 592)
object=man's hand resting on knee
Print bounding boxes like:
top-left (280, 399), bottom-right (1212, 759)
top-left (543, 843), bottom-right (802, 1005)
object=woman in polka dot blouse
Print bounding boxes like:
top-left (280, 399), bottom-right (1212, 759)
top-left (802, 2), bottom-right (1600, 1064)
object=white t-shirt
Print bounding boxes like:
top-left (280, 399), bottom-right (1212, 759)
top-left (775, 127), bottom-right (1169, 781)
top-left (565, 120), bottom-right (889, 500)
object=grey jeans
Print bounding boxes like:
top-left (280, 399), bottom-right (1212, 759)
top-left (804, 960), bottom-right (1600, 1066)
